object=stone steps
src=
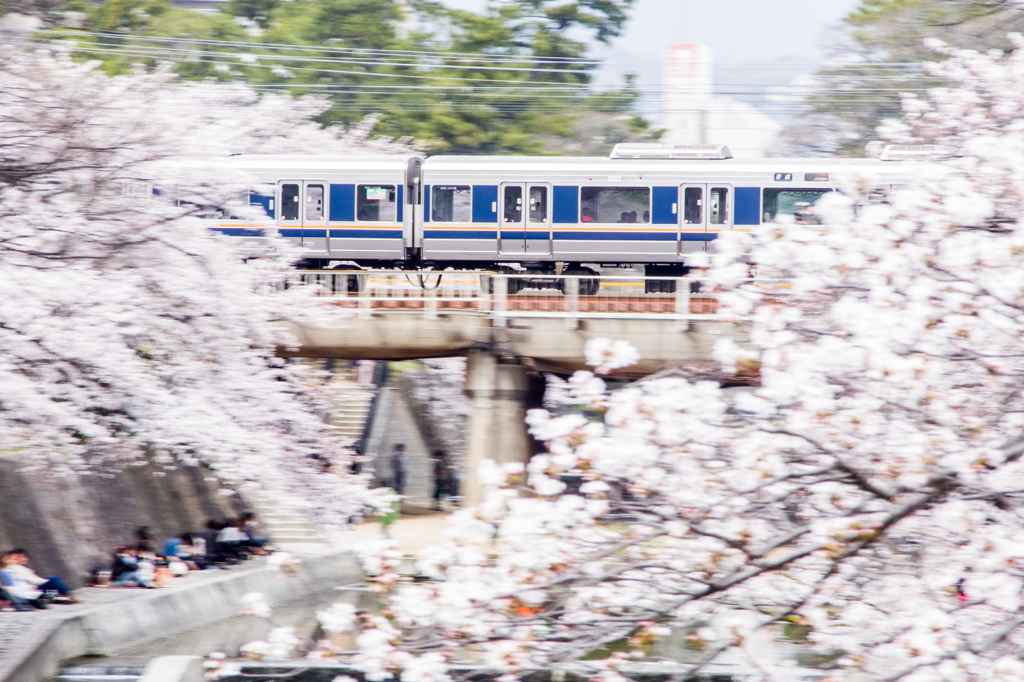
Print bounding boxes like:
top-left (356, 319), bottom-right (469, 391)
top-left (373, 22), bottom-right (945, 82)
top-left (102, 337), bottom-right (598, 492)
top-left (247, 498), bottom-right (327, 547)
top-left (244, 361), bottom-right (381, 550)
top-left (326, 379), bottom-right (375, 443)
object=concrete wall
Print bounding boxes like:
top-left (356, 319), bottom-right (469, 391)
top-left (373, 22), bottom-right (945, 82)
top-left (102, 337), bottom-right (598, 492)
top-left (0, 454), bottom-right (246, 588)
top-left (363, 385), bottom-right (434, 506)
top-left (5, 550), bottom-right (362, 682)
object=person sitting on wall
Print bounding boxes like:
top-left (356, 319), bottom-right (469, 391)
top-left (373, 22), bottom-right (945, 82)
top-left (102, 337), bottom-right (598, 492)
top-left (239, 512), bottom-right (270, 554)
top-left (161, 532), bottom-right (184, 560)
top-left (2, 549), bottom-right (78, 604)
top-left (110, 546), bottom-right (155, 588)
top-left (134, 526), bottom-right (160, 557)
top-left (162, 532), bottom-right (212, 571)
top-left (201, 519), bottom-right (223, 565)
top-left (0, 551), bottom-right (48, 609)
top-left (0, 567), bottom-right (34, 611)
top-left (217, 518), bottom-right (254, 561)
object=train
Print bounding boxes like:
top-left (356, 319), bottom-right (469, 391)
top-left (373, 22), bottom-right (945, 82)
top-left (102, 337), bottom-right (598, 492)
top-left (204, 143), bottom-right (914, 286)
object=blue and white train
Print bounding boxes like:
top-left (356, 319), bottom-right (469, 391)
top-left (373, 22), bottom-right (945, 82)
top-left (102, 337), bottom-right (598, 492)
top-left (207, 143), bottom-right (911, 280)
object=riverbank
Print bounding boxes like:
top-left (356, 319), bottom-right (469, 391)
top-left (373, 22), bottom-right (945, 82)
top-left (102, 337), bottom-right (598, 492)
top-left (0, 550), bottom-right (362, 682)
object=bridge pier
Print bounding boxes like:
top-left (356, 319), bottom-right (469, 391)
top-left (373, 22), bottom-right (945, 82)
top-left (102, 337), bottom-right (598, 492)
top-left (462, 350), bottom-right (543, 506)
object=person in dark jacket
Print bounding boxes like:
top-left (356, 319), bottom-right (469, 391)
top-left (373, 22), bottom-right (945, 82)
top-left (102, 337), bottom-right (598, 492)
top-left (391, 443), bottom-right (407, 495)
top-left (432, 450), bottom-right (451, 511)
top-left (110, 546), bottom-right (154, 587)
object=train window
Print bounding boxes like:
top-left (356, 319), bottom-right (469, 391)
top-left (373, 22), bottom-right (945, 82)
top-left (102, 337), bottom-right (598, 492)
top-left (529, 186), bottom-right (547, 223)
top-left (504, 186), bottom-right (523, 223)
top-left (709, 187), bottom-right (729, 225)
top-left (432, 185), bottom-right (472, 222)
top-left (580, 187), bottom-right (650, 224)
top-left (357, 185), bottom-right (397, 222)
top-left (281, 184), bottom-right (300, 221)
top-left (306, 184), bottom-right (324, 221)
top-left (762, 188), bottom-right (832, 225)
top-left (683, 187), bottom-right (702, 224)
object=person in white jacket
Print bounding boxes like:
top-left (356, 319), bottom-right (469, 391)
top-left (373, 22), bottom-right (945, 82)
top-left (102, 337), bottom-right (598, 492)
top-left (1, 549), bottom-right (78, 603)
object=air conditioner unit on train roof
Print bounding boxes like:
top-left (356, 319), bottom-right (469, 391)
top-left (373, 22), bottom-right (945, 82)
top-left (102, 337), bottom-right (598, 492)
top-left (609, 143), bottom-right (733, 160)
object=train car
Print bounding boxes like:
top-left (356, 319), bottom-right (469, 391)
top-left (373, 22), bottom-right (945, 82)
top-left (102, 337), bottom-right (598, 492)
top-left (419, 144), bottom-right (909, 275)
top-left (203, 144), bottom-right (911, 273)
top-left (207, 154), bottom-right (422, 267)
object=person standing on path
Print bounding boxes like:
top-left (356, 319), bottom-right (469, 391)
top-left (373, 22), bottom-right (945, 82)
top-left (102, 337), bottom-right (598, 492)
top-left (392, 443), bottom-right (407, 495)
top-left (432, 450), bottom-right (451, 511)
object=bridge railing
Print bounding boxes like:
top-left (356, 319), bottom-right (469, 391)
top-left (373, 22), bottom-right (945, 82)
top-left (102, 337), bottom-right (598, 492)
top-left (277, 270), bottom-right (739, 330)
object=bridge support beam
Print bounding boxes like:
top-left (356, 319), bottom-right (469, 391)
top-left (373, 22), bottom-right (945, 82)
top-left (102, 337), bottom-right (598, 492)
top-left (462, 350), bottom-right (537, 507)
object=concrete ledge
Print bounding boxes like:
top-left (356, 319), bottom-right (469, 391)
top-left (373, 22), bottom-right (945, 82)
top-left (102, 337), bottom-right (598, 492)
top-left (278, 317), bottom-right (739, 376)
top-left (137, 656), bottom-right (204, 682)
top-left (3, 550), bottom-right (362, 682)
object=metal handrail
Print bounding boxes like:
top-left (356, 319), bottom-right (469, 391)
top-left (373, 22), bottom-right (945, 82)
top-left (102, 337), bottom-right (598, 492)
top-left (355, 361), bottom-right (389, 458)
top-left (275, 270), bottom-right (755, 328)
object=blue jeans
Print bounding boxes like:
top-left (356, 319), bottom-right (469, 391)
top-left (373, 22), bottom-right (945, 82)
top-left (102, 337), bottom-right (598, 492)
top-left (113, 571), bottom-right (153, 587)
top-left (39, 576), bottom-right (70, 596)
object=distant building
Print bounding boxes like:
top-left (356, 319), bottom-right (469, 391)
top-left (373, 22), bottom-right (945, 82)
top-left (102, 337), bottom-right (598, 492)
top-left (661, 45), bottom-right (780, 159)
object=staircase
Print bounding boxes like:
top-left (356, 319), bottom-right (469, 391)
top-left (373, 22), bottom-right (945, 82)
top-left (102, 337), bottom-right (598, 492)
top-left (246, 361), bottom-right (382, 555)
top-left (244, 492), bottom-right (331, 554)
top-left (324, 364), bottom-right (376, 446)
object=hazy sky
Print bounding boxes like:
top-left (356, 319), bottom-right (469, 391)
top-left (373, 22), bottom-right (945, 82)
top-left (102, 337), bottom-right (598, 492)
top-left (590, 0), bottom-right (863, 119)
top-left (443, 0), bottom-right (864, 120)
top-left (592, 0), bottom-right (862, 71)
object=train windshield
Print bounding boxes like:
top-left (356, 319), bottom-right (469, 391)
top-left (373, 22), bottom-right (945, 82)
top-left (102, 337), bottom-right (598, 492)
top-left (763, 188), bottom-right (832, 225)
top-left (580, 187), bottom-right (650, 224)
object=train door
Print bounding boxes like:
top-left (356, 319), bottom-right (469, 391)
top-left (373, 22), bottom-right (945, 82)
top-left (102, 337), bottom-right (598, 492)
top-left (303, 181), bottom-right (328, 254)
top-left (277, 180), bottom-right (328, 252)
top-left (679, 183), bottom-right (733, 253)
top-left (499, 183), bottom-right (526, 256)
top-left (525, 183), bottom-right (552, 256)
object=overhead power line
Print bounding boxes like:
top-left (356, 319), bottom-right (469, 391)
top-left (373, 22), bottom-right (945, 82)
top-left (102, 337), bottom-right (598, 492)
top-left (3, 28), bottom-right (949, 120)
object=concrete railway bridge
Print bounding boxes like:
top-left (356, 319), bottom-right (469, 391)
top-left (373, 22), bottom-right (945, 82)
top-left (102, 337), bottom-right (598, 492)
top-left (275, 269), bottom-right (750, 504)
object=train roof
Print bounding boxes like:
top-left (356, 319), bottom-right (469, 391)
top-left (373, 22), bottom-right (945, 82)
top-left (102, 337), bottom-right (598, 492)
top-left (422, 155), bottom-right (898, 172)
top-left (219, 152), bottom-right (913, 183)
top-left (422, 155), bottom-right (913, 184)
top-left (227, 154), bottom-right (421, 173)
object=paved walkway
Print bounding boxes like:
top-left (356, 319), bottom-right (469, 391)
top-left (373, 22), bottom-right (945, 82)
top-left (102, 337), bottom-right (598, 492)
top-left (342, 509), bottom-right (452, 554)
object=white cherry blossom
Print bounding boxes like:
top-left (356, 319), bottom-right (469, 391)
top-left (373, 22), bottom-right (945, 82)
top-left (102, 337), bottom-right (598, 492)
top-left (345, 37), bottom-right (1024, 682)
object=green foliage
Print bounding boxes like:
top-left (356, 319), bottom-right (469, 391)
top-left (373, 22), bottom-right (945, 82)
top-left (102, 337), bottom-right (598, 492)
top-left (22, 0), bottom-right (644, 153)
top-left (41, 0), bottom-right (248, 77)
top-left (226, 0), bottom-right (277, 27)
top-left (846, 0), bottom-right (1024, 59)
top-left (296, 0), bottom-right (399, 48)
top-left (788, 0), bottom-right (1024, 156)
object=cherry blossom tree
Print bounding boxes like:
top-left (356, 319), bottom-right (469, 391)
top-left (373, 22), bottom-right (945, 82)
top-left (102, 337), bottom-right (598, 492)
top-left (342, 38), bottom-right (1024, 682)
top-left (0, 46), bottom-right (412, 517)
